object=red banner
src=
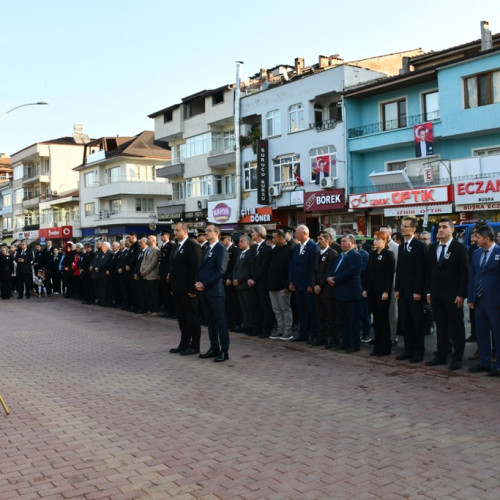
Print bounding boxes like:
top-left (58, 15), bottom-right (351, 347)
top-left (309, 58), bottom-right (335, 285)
top-left (38, 226), bottom-right (73, 239)
top-left (304, 189), bottom-right (345, 212)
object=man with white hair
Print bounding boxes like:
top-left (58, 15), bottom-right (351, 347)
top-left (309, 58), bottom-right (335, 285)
top-left (380, 225), bottom-right (399, 344)
top-left (94, 240), bottom-right (114, 306)
top-left (288, 225), bottom-right (319, 343)
top-left (141, 235), bottom-right (161, 317)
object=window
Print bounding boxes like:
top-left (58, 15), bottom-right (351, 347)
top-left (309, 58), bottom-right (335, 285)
top-left (42, 158), bottom-right (50, 174)
top-left (243, 161), bottom-right (257, 191)
top-left (266, 110), bottom-right (281, 137)
top-left (381, 99), bottom-right (407, 130)
top-left (15, 188), bottom-right (24, 204)
top-left (2, 217), bottom-right (12, 230)
top-left (314, 104), bottom-right (323, 125)
top-left (184, 97), bottom-right (205, 119)
top-left (136, 198), bottom-right (154, 212)
top-left (186, 176), bottom-right (211, 198)
top-left (213, 175), bottom-right (223, 195)
top-left (179, 132), bottom-right (212, 160)
top-left (310, 146), bottom-right (337, 184)
top-left (465, 70), bottom-right (500, 108)
top-left (13, 165), bottom-right (23, 181)
top-left (473, 146), bottom-right (500, 156)
top-left (163, 109), bottom-right (173, 123)
top-left (110, 199), bottom-right (122, 213)
top-left (106, 166), bottom-right (120, 183)
top-left (211, 131), bottom-right (235, 153)
top-left (212, 91), bottom-right (224, 105)
top-left (84, 171), bottom-right (97, 187)
top-left (3, 193), bottom-right (11, 207)
top-left (127, 164), bottom-right (155, 180)
top-left (173, 182), bottom-right (185, 200)
top-left (84, 203), bottom-right (95, 216)
top-left (224, 174), bottom-right (235, 194)
top-left (273, 155), bottom-right (300, 183)
top-left (423, 91), bottom-right (440, 121)
top-left (289, 103), bottom-right (305, 132)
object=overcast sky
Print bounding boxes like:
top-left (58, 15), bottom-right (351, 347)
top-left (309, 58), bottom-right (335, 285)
top-left (0, 0), bottom-right (498, 156)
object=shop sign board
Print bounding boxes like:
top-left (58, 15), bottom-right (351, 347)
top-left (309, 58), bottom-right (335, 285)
top-left (454, 178), bottom-right (500, 205)
top-left (304, 189), bottom-right (345, 212)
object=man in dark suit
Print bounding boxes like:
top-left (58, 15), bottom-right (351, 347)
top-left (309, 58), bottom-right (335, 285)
top-left (94, 241), bottom-right (114, 307)
top-left (79, 243), bottom-right (95, 304)
top-left (195, 224), bottom-right (230, 362)
top-left (232, 235), bottom-right (253, 335)
top-left (312, 231), bottom-right (338, 347)
top-left (124, 233), bottom-right (140, 312)
top-left (168, 222), bottom-right (201, 355)
top-left (425, 218), bottom-right (469, 370)
top-left (289, 225), bottom-right (319, 343)
top-left (395, 216), bottom-right (427, 363)
top-left (158, 231), bottom-right (175, 318)
top-left (467, 224), bottom-right (500, 376)
top-left (221, 234), bottom-right (241, 331)
top-left (247, 225), bottom-right (273, 338)
top-left (15, 240), bottom-right (34, 299)
top-left (327, 234), bottom-right (362, 352)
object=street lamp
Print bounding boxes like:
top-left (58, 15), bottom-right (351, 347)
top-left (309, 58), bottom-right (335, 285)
top-left (0, 101), bottom-right (49, 120)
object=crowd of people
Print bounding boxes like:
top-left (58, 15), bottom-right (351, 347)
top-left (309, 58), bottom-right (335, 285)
top-left (1, 218), bottom-right (499, 373)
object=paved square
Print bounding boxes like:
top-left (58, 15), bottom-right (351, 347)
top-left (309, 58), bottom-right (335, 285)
top-left (1, 297), bottom-right (499, 499)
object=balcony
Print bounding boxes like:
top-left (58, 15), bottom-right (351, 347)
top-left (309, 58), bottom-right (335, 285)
top-left (23, 172), bottom-right (50, 186)
top-left (156, 161), bottom-right (184, 179)
top-left (93, 210), bottom-right (156, 225)
top-left (348, 111), bottom-right (441, 139)
top-left (92, 176), bottom-right (170, 199)
top-left (208, 193), bottom-right (236, 202)
top-left (22, 195), bottom-right (41, 209)
top-left (207, 151), bottom-right (236, 170)
top-left (309, 118), bottom-right (341, 132)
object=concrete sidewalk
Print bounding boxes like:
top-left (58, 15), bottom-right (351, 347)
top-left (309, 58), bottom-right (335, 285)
top-left (0, 296), bottom-right (499, 499)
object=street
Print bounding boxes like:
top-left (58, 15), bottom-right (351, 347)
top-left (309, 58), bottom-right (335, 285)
top-left (1, 297), bottom-right (499, 499)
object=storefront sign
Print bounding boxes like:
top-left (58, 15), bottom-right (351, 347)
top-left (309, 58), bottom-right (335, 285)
top-left (239, 207), bottom-right (272, 224)
top-left (208, 199), bottom-right (238, 224)
top-left (257, 140), bottom-right (269, 205)
top-left (384, 204), bottom-right (453, 216)
top-left (184, 211), bottom-right (205, 220)
top-left (304, 189), bottom-right (345, 212)
top-left (456, 203), bottom-right (500, 212)
top-left (454, 178), bottom-right (500, 204)
top-left (157, 205), bottom-right (185, 221)
top-left (38, 226), bottom-right (73, 239)
top-left (15, 230), bottom-right (39, 240)
top-left (349, 186), bottom-right (451, 210)
top-left (290, 190), bottom-right (304, 205)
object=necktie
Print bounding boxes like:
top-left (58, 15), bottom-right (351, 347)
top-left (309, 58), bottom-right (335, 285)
top-left (438, 244), bottom-right (446, 265)
top-left (403, 242), bottom-right (408, 252)
top-left (476, 249), bottom-right (489, 298)
top-left (173, 244), bottom-right (181, 258)
top-left (335, 252), bottom-right (345, 272)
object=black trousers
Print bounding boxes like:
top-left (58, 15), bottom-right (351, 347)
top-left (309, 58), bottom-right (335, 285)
top-left (172, 293), bottom-right (201, 350)
top-left (431, 295), bottom-right (465, 361)
top-left (371, 295), bottom-right (392, 355)
top-left (17, 272), bottom-right (33, 297)
top-left (144, 279), bottom-right (160, 312)
top-left (398, 295), bottom-right (425, 356)
top-left (315, 291), bottom-right (338, 343)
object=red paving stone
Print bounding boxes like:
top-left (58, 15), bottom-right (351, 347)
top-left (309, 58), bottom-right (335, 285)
top-left (1, 296), bottom-right (500, 499)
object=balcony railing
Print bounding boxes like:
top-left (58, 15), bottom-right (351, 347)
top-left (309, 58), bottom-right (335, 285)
top-left (348, 111), bottom-right (441, 139)
top-left (94, 210), bottom-right (156, 221)
top-left (309, 117), bottom-right (342, 131)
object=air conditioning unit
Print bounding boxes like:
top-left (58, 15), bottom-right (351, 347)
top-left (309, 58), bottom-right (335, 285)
top-left (320, 177), bottom-right (336, 188)
top-left (197, 199), bottom-right (208, 209)
top-left (269, 185), bottom-right (281, 197)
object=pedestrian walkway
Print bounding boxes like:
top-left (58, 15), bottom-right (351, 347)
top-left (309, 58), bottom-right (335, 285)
top-left (0, 297), bottom-right (499, 499)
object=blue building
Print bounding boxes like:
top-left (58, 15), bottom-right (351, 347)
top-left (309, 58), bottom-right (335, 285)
top-left (345, 26), bottom-right (500, 235)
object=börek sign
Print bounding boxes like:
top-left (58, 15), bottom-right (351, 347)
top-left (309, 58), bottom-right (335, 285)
top-left (349, 186), bottom-right (451, 210)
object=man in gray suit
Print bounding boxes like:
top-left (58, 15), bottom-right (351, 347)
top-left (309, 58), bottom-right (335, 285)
top-left (140, 235), bottom-right (161, 316)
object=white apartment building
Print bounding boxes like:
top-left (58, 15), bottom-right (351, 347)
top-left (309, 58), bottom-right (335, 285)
top-left (76, 131), bottom-right (172, 242)
top-left (0, 157), bottom-right (13, 243)
top-left (10, 138), bottom-right (86, 243)
top-left (149, 85), bottom-right (237, 230)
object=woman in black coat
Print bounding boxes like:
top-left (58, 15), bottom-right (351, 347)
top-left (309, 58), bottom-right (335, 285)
top-left (363, 231), bottom-right (395, 356)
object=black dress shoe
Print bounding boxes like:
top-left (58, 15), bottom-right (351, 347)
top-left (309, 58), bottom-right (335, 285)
top-left (468, 364), bottom-right (490, 373)
top-left (395, 352), bottom-right (412, 360)
top-left (410, 355), bottom-right (423, 363)
top-left (180, 347), bottom-right (200, 356)
top-left (199, 348), bottom-right (220, 359)
top-left (426, 357), bottom-right (447, 366)
top-left (169, 346), bottom-right (185, 354)
top-left (214, 351), bottom-right (229, 363)
top-left (448, 360), bottom-right (462, 371)
top-left (369, 351), bottom-right (378, 356)
top-left (487, 367), bottom-right (500, 377)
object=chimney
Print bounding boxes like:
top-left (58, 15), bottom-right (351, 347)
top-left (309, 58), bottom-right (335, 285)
top-left (259, 68), bottom-right (268, 79)
top-left (295, 57), bottom-right (304, 75)
top-left (318, 55), bottom-right (328, 68)
top-left (481, 20), bottom-right (493, 51)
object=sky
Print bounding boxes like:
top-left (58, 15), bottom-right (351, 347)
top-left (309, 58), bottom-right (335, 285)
top-left (0, 0), bottom-right (499, 157)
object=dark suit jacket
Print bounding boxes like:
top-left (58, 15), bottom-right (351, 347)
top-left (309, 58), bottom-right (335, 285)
top-left (289, 239), bottom-right (319, 291)
top-left (248, 241), bottom-right (272, 287)
top-left (268, 244), bottom-right (293, 291)
top-left (232, 249), bottom-right (251, 289)
top-left (196, 242), bottom-right (228, 296)
top-left (224, 243), bottom-right (240, 282)
top-left (426, 240), bottom-right (469, 300)
top-left (95, 249), bottom-right (114, 275)
top-left (328, 249), bottom-right (362, 301)
top-left (169, 238), bottom-right (201, 295)
top-left (158, 241), bottom-right (175, 277)
top-left (395, 237), bottom-right (427, 298)
top-left (365, 249), bottom-right (395, 297)
top-left (312, 247), bottom-right (338, 297)
top-left (468, 243), bottom-right (500, 307)
top-left (14, 248), bottom-right (34, 274)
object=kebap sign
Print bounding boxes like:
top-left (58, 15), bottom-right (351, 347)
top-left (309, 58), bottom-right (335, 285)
top-left (349, 186), bottom-right (451, 210)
